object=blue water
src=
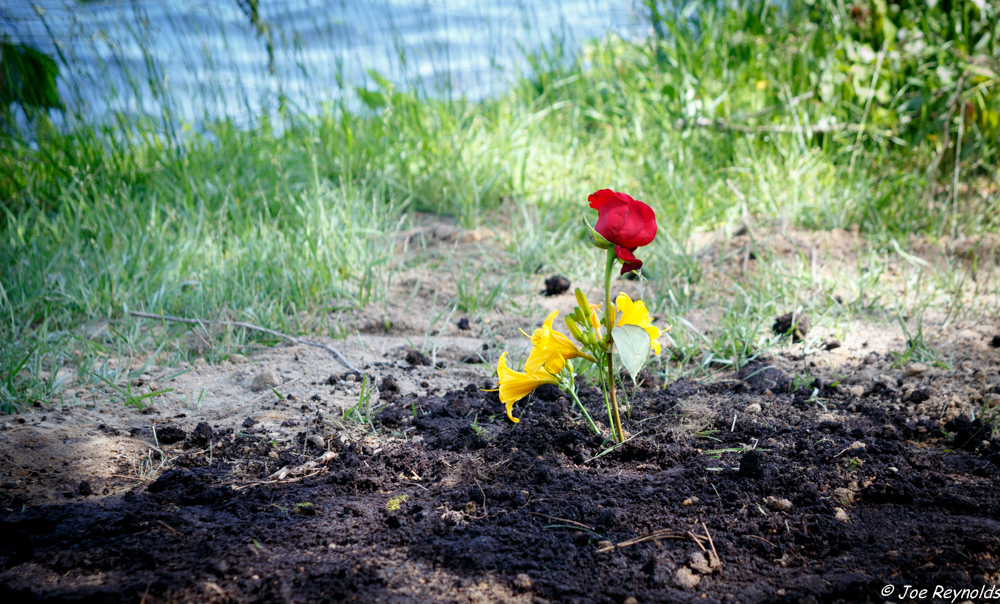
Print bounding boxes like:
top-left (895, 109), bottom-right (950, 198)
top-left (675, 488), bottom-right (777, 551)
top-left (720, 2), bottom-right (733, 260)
top-left (2, 0), bottom-right (642, 128)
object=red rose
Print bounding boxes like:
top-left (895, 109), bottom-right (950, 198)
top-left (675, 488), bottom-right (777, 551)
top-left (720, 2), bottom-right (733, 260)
top-left (588, 189), bottom-right (657, 274)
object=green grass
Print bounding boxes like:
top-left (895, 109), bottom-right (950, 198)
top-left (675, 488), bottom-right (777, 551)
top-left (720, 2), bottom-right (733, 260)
top-left (1, 0), bottom-right (999, 412)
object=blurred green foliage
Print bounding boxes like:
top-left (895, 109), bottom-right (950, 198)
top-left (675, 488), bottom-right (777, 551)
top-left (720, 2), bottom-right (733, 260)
top-left (0, 43), bottom-right (63, 117)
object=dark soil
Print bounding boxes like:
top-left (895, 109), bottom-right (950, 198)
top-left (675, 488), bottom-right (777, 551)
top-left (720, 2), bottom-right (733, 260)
top-left (543, 275), bottom-right (571, 297)
top-left (2, 368), bottom-right (1000, 603)
top-left (772, 313), bottom-right (810, 343)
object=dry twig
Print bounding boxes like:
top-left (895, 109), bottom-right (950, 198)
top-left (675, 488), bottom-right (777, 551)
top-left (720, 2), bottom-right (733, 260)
top-left (268, 450), bottom-right (338, 481)
top-left (596, 529), bottom-right (687, 553)
top-left (129, 311), bottom-right (360, 373)
top-left (530, 512), bottom-right (594, 531)
top-left (157, 520), bottom-right (185, 538)
top-left (232, 469), bottom-right (325, 491)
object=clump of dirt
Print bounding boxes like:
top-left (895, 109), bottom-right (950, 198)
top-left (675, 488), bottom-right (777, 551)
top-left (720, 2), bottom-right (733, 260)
top-left (772, 312), bottom-right (809, 342)
top-left (543, 275), bottom-right (571, 296)
top-left (2, 365), bottom-right (999, 602)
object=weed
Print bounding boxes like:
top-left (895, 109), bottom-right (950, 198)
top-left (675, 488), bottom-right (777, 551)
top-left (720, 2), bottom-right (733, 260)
top-left (455, 269), bottom-right (508, 314)
top-left (88, 370), bottom-right (173, 411)
top-left (293, 502), bottom-right (315, 515)
top-left (889, 310), bottom-right (950, 369)
top-left (386, 494), bottom-right (409, 511)
top-left (0, 344), bottom-right (37, 414)
top-left (469, 413), bottom-right (488, 439)
top-left (342, 374), bottom-right (384, 429)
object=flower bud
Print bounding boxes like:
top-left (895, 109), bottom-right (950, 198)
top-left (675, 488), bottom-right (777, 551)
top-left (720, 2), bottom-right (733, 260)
top-left (574, 288), bottom-right (591, 314)
top-left (565, 316), bottom-right (585, 344)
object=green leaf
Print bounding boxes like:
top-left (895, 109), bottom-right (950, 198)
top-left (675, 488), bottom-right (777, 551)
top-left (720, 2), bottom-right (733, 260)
top-left (612, 325), bottom-right (651, 383)
top-left (583, 215), bottom-right (612, 249)
top-left (366, 69), bottom-right (394, 93)
top-left (355, 87), bottom-right (386, 109)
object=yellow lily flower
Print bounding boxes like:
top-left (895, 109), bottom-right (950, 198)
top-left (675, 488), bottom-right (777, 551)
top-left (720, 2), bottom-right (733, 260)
top-left (614, 293), bottom-right (665, 356)
top-left (524, 310), bottom-right (593, 374)
top-left (496, 352), bottom-right (559, 423)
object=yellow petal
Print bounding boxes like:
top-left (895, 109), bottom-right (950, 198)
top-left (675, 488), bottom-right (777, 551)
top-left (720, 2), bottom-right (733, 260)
top-left (524, 310), bottom-right (585, 374)
top-left (496, 352), bottom-right (559, 423)
top-left (615, 293), bottom-right (662, 356)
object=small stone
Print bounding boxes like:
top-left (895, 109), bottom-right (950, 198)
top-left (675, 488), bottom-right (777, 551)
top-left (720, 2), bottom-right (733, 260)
top-left (848, 385), bottom-right (865, 398)
top-left (847, 441), bottom-right (866, 451)
top-left (84, 320), bottom-right (112, 342)
top-left (764, 496), bottom-right (793, 512)
top-left (230, 354), bottom-right (247, 364)
top-left (817, 413), bottom-right (840, 424)
top-left (744, 403), bottom-right (762, 414)
top-left (906, 362), bottom-right (929, 376)
top-left (876, 375), bottom-right (901, 394)
top-left (823, 340), bottom-right (842, 351)
top-left (307, 435), bottom-right (326, 449)
top-left (675, 566), bottom-right (701, 589)
top-left (832, 488), bottom-right (855, 506)
top-left (689, 551), bottom-right (716, 574)
top-left (623, 598), bottom-right (638, 604)
top-left (888, 466), bottom-right (899, 473)
top-left (834, 507), bottom-right (850, 523)
top-left (251, 370), bottom-right (283, 392)
top-left (597, 540), bottom-right (614, 550)
top-left (682, 497), bottom-right (699, 506)
top-left (983, 393), bottom-right (1000, 409)
top-left (514, 574), bottom-right (532, 590)
top-left (78, 481), bottom-right (92, 496)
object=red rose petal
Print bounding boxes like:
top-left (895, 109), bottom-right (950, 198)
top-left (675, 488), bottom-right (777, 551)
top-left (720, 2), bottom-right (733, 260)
top-left (587, 189), bottom-right (620, 212)
top-left (615, 245), bottom-right (643, 274)
top-left (593, 200), bottom-right (630, 242)
top-left (629, 201), bottom-right (657, 248)
top-left (589, 189), bottom-right (657, 250)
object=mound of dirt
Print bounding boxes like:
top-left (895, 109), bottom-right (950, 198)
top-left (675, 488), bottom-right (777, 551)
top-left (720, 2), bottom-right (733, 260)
top-left (2, 375), bottom-right (998, 603)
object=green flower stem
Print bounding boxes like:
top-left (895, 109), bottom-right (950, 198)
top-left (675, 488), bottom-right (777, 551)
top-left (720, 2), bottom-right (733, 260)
top-left (604, 247), bottom-right (625, 443)
top-left (557, 365), bottom-right (600, 436)
top-left (599, 357), bottom-right (613, 431)
top-left (566, 383), bottom-right (601, 436)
